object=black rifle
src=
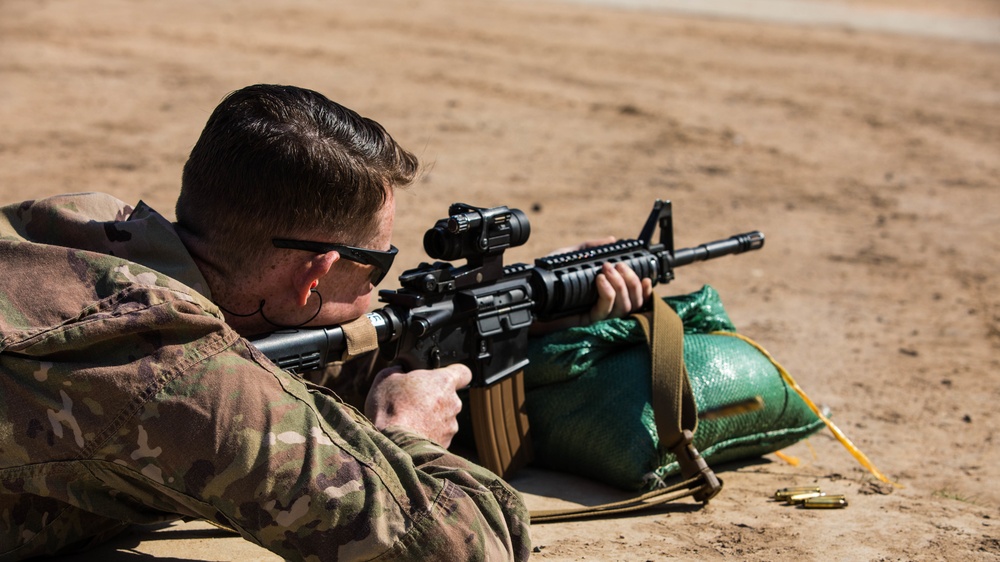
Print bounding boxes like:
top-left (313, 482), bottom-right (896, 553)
top-left (251, 199), bottom-right (763, 480)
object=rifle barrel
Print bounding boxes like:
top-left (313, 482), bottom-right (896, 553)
top-left (669, 231), bottom-right (764, 268)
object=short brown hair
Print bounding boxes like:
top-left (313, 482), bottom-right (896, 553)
top-left (176, 84), bottom-right (418, 272)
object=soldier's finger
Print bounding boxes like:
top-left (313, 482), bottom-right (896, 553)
top-left (602, 263), bottom-right (633, 318)
top-left (444, 363), bottom-right (473, 389)
top-left (590, 272), bottom-right (615, 322)
top-left (615, 262), bottom-right (644, 312)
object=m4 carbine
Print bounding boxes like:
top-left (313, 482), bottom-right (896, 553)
top-left (251, 199), bottom-right (763, 480)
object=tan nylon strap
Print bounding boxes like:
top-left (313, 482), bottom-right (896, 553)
top-left (632, 297), bottom-right (699, 452)
top-left (340, 314), bottom-right (379, 361)
top-left (469, 372), bottom-right (533, 480)
top-left (634, 298), bottom-right (722, 503)
top-left (527, 298), bottom-right (719, 523)
top-left (529, 475), bottom-right (704, 524)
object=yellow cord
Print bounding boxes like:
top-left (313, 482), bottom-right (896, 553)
top-left (712, 331), bottom-right (900, 486)
top-left (773, 450), bottom-right (801, 466)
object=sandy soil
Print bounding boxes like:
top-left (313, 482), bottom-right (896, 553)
top-left (2, 0), bottom-right (998, 560)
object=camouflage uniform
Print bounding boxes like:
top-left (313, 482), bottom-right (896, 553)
top-left (0, 193), bottom-right (530, 561)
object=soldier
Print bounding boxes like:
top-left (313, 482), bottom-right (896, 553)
top-left (0, 84), bottom-right (650, 560)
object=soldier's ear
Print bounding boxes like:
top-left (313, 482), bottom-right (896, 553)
top-left (292, 251), bottom-right (337, 307)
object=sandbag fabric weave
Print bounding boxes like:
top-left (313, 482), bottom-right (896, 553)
top-left (523, 285), bottom-right (824, 491)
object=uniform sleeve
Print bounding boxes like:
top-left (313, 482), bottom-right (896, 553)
top-left (85, 339), bottom-right (531, 561)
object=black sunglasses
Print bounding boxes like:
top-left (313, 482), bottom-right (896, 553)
top-left (272, 238), bottom-right (398, 286)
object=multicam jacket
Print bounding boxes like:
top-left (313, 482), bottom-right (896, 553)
top-left (0, 193), bottom-right (530, 561)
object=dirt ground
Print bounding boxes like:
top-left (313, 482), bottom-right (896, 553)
top-left (2, 0), bottom-right (998, 560)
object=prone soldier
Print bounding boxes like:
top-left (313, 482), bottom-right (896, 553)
top-left (0, 84), bottom-right (651, 560)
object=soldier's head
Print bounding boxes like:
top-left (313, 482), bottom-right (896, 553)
top-left (177, 85), bottom-right (417, 332)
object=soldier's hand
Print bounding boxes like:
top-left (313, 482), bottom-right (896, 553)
top-left (589, 261), bottom-right (654, 323)
top-left (364, 363), bottom-right (472, 448)
top-left (531, 237), bottom-right (654, 334)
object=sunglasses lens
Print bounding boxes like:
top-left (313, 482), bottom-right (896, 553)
top-left (272, 238), bottom-right (394, 285)
top-left (368, 246), bottom-right (396, 286)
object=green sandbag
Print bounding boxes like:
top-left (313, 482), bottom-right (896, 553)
top-left (524, 285), bottom-right (825, 491)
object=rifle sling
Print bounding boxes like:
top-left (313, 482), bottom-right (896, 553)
top-left (633, 296), bottom-right (722, 503)
top-left (340, 314), bottom-right (379, 361)
top-left (528, 297), bottom-right (721, 523)
top-left (529, 475), bottom-right (705, 524)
